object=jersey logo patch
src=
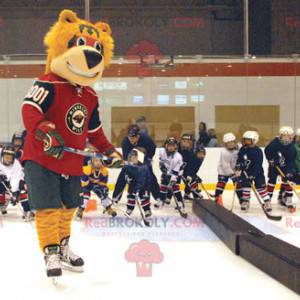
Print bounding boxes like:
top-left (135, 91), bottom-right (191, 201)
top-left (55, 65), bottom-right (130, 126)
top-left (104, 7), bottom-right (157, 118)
top-left (66, 103), bottom-right (88, 135)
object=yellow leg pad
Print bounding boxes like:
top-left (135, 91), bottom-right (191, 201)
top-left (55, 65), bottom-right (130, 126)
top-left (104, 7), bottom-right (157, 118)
top-left (59, 208), bottom-right (76, 242)
top-left (35, 209), bottom-right (61, 251)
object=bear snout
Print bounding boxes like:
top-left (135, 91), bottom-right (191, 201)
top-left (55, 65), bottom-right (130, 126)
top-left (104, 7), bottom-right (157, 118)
top-left (84, 49), bottom-right (103, 69)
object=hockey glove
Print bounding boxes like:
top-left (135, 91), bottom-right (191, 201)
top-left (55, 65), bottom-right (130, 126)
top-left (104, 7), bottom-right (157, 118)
top-left (35, 121), bottom-right (65, 159)
top-left (268, 159), bottom-right (276, 168)
top-left (0, 174), bottom-right (7, 182)
top-left (248, 175), bottom-right (256, 182)
top-left (186, 176), bottom-right (193, 184)
top-left (159, 162), bottom-right (168, 174)
top-left (285, 173), bottom-right (294, 181)
top-left (102, 149), bottom-right (123, 168)
top-left (196, 176), bottom-right (202, 183)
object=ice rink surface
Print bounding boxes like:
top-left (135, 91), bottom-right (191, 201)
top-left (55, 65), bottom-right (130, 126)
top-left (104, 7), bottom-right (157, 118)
top-left (1, 190), bottom-right (300, 300)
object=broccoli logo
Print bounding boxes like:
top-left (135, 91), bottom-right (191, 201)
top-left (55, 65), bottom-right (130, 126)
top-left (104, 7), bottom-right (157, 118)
top-left (125, 239), bottom-right (164, 277)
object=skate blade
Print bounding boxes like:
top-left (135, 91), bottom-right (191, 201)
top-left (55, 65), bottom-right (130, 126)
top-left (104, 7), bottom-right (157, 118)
top-left (61, 262), bottom-right (84, 273)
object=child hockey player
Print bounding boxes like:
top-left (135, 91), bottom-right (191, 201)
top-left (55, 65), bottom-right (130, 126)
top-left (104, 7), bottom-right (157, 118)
top-left (265, 126), bottom-right (297, 212)
top-left (0, 145), bottom-right (34, 221)
top-left (156, 137), bottom-right (186, 214)
top-left (235, 131), bottom-right (272, 212)
top-left (76, 157), bottom-right (117, 219)
top-left (215, 133), bottom-right (242, 203)
top-left (113, 149), bottom-right (152, 218)
top-left (178, 133), bottom-right (205, 201)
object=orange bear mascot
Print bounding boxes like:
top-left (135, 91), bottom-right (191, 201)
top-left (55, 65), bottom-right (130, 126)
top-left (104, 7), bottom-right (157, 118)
top-left (21, 9), bottom-right (122, 281)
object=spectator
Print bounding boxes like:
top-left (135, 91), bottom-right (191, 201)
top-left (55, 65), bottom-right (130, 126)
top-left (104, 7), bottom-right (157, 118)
top-left (206, 128), bottom-right (219, 147)
top-left (136, 116), bottom-right (149, 135)
top-left (197, 122), bottom-right (210, 147)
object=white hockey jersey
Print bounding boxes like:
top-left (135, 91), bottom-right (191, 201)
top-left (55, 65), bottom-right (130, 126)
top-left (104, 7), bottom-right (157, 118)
top-left (217, 148), bottom-right (238, 176)
top-left (0, 149), bottom-right (24, 192)
top-left (159, 149), bottom-right (183, 181)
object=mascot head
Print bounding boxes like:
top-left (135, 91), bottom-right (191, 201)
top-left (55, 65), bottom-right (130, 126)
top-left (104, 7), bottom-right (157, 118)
top-left (44, 9), bottom-right (114, 86)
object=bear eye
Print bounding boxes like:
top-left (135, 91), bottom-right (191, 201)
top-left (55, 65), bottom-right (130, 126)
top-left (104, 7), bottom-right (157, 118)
top-left (77, 37), bottom-right (86, 46)
top-left (94, 41), bottom-right (102, 53)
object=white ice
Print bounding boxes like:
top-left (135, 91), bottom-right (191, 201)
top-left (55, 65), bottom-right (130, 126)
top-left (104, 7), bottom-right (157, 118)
top-left (0, 190), bottom-right (299, 300)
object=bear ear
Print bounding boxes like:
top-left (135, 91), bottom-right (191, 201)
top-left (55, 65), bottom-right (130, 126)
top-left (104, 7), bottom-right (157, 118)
top-left (59, 9), bottom-right (78, 23)
top-left (95, 22), bottom-right (112, 35)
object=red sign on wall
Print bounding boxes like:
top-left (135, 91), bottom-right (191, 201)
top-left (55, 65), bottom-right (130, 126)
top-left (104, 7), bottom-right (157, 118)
top-left (285, 17), bottom-right (300, 29)
top-left (173, 17), bottom-right (205, 28)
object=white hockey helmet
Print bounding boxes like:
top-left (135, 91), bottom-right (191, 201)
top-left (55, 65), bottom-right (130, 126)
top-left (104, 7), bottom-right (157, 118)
top-left (296, 128), bottom-right (300, 137)
top-left (243, 131), bottom-right (259, 144)
top-left (223, 133), bottom-right (236, 144)
top-left (279, 126), bottom-right (294, 136)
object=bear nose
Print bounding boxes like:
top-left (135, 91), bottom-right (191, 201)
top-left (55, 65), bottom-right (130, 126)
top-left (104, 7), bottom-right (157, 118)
top-left (84, 50), bottom-right (102, 69)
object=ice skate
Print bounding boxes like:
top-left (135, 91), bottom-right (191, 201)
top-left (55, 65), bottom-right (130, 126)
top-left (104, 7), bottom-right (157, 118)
top-left (154, 199), bottom-right (164, 209)
top-left (22, 211), bottom-right (35, 222)
top-left (285, 196), bottom-right (296, 213)
top-left (144, 209), bottom-right (152, 219)
top-left (175, 201), bottom-right (188, 218)
top-left (0, 204), bottom-right (7, 215)
top-left (126, 208), bottom-right (133, 215)
top-left (105, 205), bottom-right (117, 217)
top-left (241, 200), bottom-right (250, 212)
top-left (60, 237), bottom-right (84, 273)
top-left (164, 197), bottom-right (171, 205)
top-left (75, 207), bottom-right (84, 220)
top-left (263, 200), bottom-right (272, 212)
top-left (44, 245), bottom-right (62, 283)
top-left (277, 192), bottom-right (286, 207)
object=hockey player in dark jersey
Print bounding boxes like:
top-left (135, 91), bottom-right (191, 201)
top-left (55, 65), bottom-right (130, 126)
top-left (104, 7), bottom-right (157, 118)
top-left (265, 126), bottom-right (297, 212)
top-left (113, 149), bottom-right (152, 218)
top-left (178, 133), bottom-right (204, 201)
top-left (121, 125), bottom-right (160, 202)
top-left (235, 131), bottom-right (272, 212)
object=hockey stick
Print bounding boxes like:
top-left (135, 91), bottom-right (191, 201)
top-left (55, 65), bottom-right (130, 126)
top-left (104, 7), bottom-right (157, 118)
top-left (113, 203), bottom-right (145, 227)
top-left (172, 195), bottom-right (188, 218)
top-left (243, 171), bottom-right (282, 221)
top-left (181, 176), bottom-right (203, 201)
top-left (230, 182), bottom-right (237, 212)
top-left (199, 182), bottom-right (214, 200)
top-left (275, 166), bottom-right (300, 201)
top-left (63, 147), bottom-right (124, 168)
top-left (135, 195), bottom-right (150, 227)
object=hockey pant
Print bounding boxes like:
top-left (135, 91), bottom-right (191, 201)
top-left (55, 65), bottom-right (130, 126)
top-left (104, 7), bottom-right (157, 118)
top-left (127, 190), bottom-right (151, 212)
top-left (241, 174), bottom-right (270, 203)
top-left (215, 175), bottom-right (242, 201)
top-left (160, 174), bottom-right (184, 204)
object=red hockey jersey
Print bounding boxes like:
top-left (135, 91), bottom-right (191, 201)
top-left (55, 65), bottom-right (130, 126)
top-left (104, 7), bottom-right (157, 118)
top-left (22, 73), bottom-right (114, 176)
